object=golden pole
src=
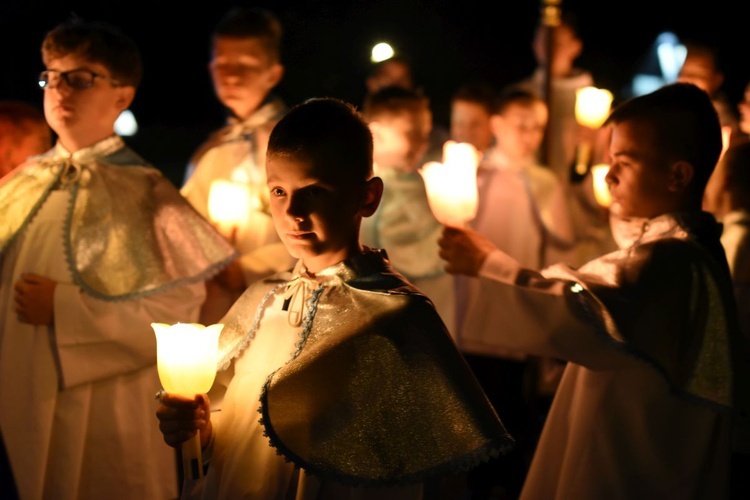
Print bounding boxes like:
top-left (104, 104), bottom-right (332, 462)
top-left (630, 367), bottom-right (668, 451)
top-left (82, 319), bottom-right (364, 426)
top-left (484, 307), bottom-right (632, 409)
top-left (540, 0), bottom-right (561, 166)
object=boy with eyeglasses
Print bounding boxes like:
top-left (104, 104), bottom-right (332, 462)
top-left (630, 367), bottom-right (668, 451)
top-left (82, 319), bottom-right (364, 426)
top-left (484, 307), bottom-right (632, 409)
top-left (0, 17), bottom-right (236, 499)
top-left (180, 7), bottom-right (295, 325)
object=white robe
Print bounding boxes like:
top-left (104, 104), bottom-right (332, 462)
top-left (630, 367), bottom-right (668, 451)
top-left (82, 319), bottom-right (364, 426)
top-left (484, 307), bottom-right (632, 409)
top-left (462, 212), bottom-right (747, 499)
top-left (0, 190), bottom-right (205, 500)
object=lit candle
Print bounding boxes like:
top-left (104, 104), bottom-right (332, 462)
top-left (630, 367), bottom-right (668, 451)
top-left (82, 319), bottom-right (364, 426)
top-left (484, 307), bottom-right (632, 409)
top-left (420, 140), bottom-right (479, 227)
top-left (152, 322), bottom-right (223, 481)
top-left (575, 87), bottom-right (614, 129)
top-left (590, 164), bottom-right (612, 208)
top-left (207, 169), bottom-right (253, 236)
top-left (573, 87), bottom-right (614, 177)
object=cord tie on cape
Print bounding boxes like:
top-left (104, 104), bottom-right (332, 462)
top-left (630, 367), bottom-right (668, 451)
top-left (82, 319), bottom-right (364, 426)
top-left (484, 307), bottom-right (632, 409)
top-left (283, 276), bottom-right (316, 327)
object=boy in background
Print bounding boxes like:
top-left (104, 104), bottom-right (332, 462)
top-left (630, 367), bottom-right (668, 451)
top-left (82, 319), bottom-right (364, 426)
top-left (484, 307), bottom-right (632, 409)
top-left (0, 18), bottom-right (235, 499)
top-left (156, 97), bottom-right (512, 499)
top-left (360, 85), bottom-right (455, 333)
top-left (449, 80), bottom-right (496, 154)
top-left (181, 7), bottom-right (294, 323)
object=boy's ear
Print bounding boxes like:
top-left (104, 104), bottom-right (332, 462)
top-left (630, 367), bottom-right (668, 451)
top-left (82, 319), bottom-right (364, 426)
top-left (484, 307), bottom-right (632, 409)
top-left (489, 115), bottom-right (503, 138)
top-left (668, 160), bottom-right (694, 192)
top-left (360, 176), bottom-right (384, 217)
top-left (115, 86), bottom-right (136, 111)
top-left (266, 63), bottom-right (284, 89)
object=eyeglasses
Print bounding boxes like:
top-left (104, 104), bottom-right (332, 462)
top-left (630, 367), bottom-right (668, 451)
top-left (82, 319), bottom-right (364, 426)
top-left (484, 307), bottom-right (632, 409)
top-left (38, 69), bottom-right (122, 90)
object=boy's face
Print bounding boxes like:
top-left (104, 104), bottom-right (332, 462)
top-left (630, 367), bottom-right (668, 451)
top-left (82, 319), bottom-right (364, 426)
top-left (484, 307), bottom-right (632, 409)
top-left (605, 120), bottom-right (678, 219)
top-left (677, 54), bottom-right (722, 96)
top-left (366, 60), bottom-right (413, 94)
top-left (266, 154), bottom-right (381, 273)
top-left (210, 37), bottom-right (283, 120)
top-left (42, 54), bottom-right (133, 145)
top-left (490, 102), bottom-right (547, 163)
top-left (370, 109), bottom-right (431, 172)
top-left (450, 100), bottom-right (493, 152)
top-left (533, 24), bottom-right (582, 77)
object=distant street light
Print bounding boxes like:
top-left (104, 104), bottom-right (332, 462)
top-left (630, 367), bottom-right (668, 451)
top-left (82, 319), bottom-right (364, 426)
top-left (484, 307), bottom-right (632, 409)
top-left (370, 42), bottom-right (395, 63)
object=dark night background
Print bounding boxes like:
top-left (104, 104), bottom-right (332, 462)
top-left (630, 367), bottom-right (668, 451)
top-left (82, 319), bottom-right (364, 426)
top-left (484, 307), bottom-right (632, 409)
top-left (2, 0), bottom-right (749, 186)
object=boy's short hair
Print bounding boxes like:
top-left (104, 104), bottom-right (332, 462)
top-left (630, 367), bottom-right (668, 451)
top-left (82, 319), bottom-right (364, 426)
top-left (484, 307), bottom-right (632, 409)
top-left (42, 16), bottom-right (143, 88)
top-left (451, 81), bottom-right (496, 115)
top-left (604, 82), bottom-right (722, 198)
top-left (267, 97), bottom-right (373, 184)
top-left (212, 7), bottom-right (282, 64)
top-left (681, 40), bottom-right (722, 73)
top-left (366, 54), bottom-right (413, 81)
top-left (362, 85), bottom-right (429, 122)
top-left (492, 85), bottom-right (544, 116)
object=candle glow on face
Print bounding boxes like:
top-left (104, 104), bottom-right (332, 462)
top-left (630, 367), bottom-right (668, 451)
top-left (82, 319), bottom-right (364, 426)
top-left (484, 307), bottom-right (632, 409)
top-left (591, 163), bottom-right (612, 208)
top-left (419, 140), bottom-right (479, 227)
top-left (152, 323), bottom-right (223, 396)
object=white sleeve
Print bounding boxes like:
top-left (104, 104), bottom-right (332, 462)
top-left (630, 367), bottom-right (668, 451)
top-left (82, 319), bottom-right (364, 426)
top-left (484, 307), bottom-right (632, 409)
top-left (463, 250), bottom-right (640, 370)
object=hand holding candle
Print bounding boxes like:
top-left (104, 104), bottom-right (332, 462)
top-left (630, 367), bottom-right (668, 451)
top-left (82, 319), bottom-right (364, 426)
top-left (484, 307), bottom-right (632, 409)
top-left (153, 322), bottom-right (223, 481)
top-left (419, 140), bottom-right (480, 227)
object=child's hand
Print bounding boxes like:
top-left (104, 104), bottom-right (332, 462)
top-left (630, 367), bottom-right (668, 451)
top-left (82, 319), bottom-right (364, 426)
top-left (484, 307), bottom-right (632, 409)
top-left (438, 226), bottom-right (496, 276)
top-left (156, 393), bottom-right (212, 449)
top-left (14, 273), bottom-right (56, 325)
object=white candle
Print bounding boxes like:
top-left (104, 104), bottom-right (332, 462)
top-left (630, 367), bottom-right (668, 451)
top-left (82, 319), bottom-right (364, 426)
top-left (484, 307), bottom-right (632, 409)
top-left (207, 179), bottom-right (251, 233)
top-left (152, 322), bottom-right (223, 396)
top-left (420, 140), bottom-right (479, 227)
top-left (575, 87), bottom-right (614, 129)
top-left (152, 322), bottom-right (223, 482)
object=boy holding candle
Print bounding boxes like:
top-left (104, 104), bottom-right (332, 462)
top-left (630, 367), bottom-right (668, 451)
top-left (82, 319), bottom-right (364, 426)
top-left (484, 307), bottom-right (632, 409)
top-left (156, 97), bottom-right (513, 499)
top-left (438, 82), bottom-right (750, 498)
top-left (181, 6), bottom-right (295, 324)
top-left (359, 85), bottom-right (456, 333)
top-left (0, 17), bottom-right (236, 500)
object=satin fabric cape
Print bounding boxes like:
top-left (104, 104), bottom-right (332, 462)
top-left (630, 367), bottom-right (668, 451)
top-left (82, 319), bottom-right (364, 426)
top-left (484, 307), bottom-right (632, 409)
top-left (0, 136), bottom-right (237, 300)
top-left (216, 248), bottom-right (513, 487)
